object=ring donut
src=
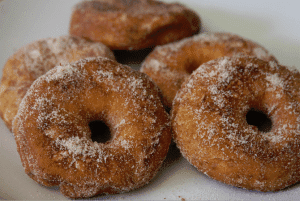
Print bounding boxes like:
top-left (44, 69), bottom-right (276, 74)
top-left (69, 0), bottom-right (200, 50)
top-left (13, 57), bottom-right (171, 198)
top-left (0, 35), bottom-right (115, 131)
top-left (171, 55), bottom-right (300, 191)
top-left (141, 32), bottom-right (278, 109)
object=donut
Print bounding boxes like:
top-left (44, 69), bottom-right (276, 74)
top-left (12, 57), bottom-right (172, 198)
top-left (0, 35), bottom-right (115, 131)
top-left (141, 32), bottom-right (278, 109)
top-left (171, 55), bottom-right (300, 191)
top-left (69, 0), bottom-right (200, 50)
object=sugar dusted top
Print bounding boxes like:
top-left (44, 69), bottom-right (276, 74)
top-left (13, 57), bottom-right (171, 198)
top-left (171, 55), bottom-right (300, 191)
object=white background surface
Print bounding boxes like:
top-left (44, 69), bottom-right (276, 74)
top-left (0, 0), bottom-right (300, 200)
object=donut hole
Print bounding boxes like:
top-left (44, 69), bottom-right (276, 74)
top-left (89, 120), bottom-right (112, 143)
top-left (246, 108), bottom-right (272, 132)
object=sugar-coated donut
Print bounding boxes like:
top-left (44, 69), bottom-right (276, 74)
top-left (0, 35), bottom-right (115, 131)
top-left (13, 57), bottom-right (171, 198)
top-left (141, 32), bottom-right (278, 109)
top-left (171, 55), bottom-right (300, 191)
top-left (69, 0), bottom-right (200, 50)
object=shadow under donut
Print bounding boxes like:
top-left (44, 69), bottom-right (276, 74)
top-left (114, 48), bottom-right (154, 70)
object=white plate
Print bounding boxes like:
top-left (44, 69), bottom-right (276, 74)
top-left (1, 0), bottom-right (300, 200)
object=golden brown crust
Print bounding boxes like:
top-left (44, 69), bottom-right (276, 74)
top-left (0, 35), bottom-right (115, 131)
top-left (69, 0), bottom-right (200, 50)
top-left (171, 55), bottom-right (300, 191)
top-left (13, 57), bottom-right (172, 198)
top-left (141, 32), bottom-right (278, 109)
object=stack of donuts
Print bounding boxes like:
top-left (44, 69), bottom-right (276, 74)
top-left (1, 0), bottom-right (300, 199)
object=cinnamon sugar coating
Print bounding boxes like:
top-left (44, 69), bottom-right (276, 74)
top-left (0, 35), bottom-right (115, 131)
top-left (171, 56), bottom-right (300, 191)
top-left (69, 0), bottom-right (200, 50)
top-left (13, 57), bottom-right (171, 198)
top-left (141, 32), bottom-right (278, 109)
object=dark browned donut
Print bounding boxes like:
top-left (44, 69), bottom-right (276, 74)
top-left (69, 0), bottom-right (200, 50)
